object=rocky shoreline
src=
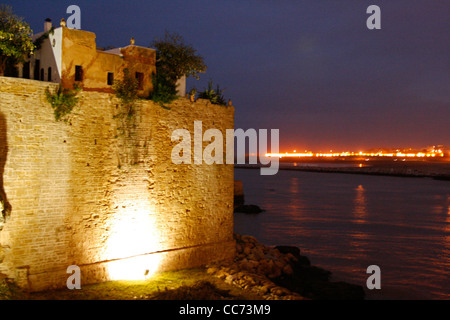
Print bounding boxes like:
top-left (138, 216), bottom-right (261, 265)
top-left (207, 233), bottom-right (365, 300)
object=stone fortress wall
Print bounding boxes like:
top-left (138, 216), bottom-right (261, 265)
top-left (0, 76), bottom-right (235, 291)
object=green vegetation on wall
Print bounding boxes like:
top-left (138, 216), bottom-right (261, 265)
top-left (45, 84), bottom-right (81, 122)
top-left (33, 25), bottom-right (54, 51)
top-left (112, 68), bottom-right (139, 138)
top-left (113, 68), bottom-right (138, 117)
top-left (148, 72), bottom-right (178, 107)
top-left (197, 80), bottom-right (228, 106)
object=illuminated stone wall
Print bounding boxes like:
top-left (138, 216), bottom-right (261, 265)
top-left (0, 76), bottom-right (235, 291)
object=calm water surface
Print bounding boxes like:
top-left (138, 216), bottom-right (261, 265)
top-left (233, 168), bottom-right (450, 300)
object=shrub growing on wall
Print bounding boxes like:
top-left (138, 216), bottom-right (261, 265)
top-left (148, 72), bottom-right (178, 107)
top-left (33, 24), bottom-right (54, 51)
top-left (197, 80), bottom-right (227, 106)
top-left (113, 68), bottom-right (138, 117)
top-left (112, 68), bottom-right (140, 138)
top-left (45, 84), bottom-right (81, 122)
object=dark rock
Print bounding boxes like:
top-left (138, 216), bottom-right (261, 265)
top-left (295, 255), bottom-right (311, 267)
top-left (275, 246), bottom-right (311, 266)
top-left (310, 281), bottom-right (366, 300)
top-left (234, 205), bottom-right (263, 214)
top-left (234, 195), bottom-right (245, 208)
top-left (293, 265), bottom-right (331, 282)
top-left (272, 266), bottom-right (365, 300)
top-left (234, 181), bottom-right (245, 208)
top-left (230, 234), bottom-right (366, 300)
top-left (270, 251), bottom-right (365, 300)
top-left (433, 175), bottom-right (450, 181)
top-left (274, 245), bottom-right (301, 256)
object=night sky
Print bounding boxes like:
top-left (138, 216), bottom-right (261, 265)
top-left (4, 0), bottom-right (449, 152)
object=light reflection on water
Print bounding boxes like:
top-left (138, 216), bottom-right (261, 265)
top-left (233, 168), bottom-right (450, 300)
top-left (353, 185), bottom-right (368, 225)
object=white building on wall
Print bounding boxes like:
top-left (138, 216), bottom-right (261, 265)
top-left (17, 18), bottom-right (186, 97)
top-left (18, 18), bottom-right (63, 83)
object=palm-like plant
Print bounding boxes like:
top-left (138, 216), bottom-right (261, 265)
top-left (198, 80), bottom-right (227, 106)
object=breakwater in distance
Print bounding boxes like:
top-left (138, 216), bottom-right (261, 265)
top-left (235, 159), bottom-right (450, 180)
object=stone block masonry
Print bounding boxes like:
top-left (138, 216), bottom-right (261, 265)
top-left (0, 76), bottom-right (235, 291)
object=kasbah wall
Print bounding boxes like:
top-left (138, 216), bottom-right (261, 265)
top-left (0, 76), bottom-right (235, 292)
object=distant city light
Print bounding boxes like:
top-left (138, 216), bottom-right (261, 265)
top-left (265, 148), bottom-right (445, 159)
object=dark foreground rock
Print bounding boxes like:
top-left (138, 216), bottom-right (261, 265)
top-left (273, 246), bottom-right (364, 299)
top-left (234, 204), bottom-right (264, 214)
top-left (234, 180), bottom-right (245, 208)
top-left (274, 246), bottom-right (312, 267)
top-left (207, 234), bottom-right (365, 300)
top-left (272, 264), bottom-right (364, 300)
top-left (233, 180), bottom-right (264, 213)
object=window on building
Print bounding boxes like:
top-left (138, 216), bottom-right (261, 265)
top-left (48, 67), bottom-right (52, 82)
top-left (40, 68), bottom-right (44, 81)
top-left (75, 65), bottom-right (83, 82)
top-left (135, 72), bottom-right (144, 90)
top-left (107, 72), bottom-right (114, 86)
top-left (34, 60), bottom-right (40, 80)
top-left (23, 62), bottom-right (30, 79)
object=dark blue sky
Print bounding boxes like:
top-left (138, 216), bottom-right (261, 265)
top-left (5, 0), bottom-right (449, 151)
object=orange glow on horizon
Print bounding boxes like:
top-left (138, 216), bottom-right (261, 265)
top-left (265, 149), bottom-right (445, 159)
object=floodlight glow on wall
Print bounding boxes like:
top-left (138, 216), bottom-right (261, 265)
top-left (105, 203), bottom-right (162, 280)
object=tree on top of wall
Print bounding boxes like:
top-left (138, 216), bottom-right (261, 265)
top-left (149, 31), bottom-right (207, 103)
top-left (0, 5), bottom-right (35, 76)
top-left (151, 31), bottom-right (207, 84)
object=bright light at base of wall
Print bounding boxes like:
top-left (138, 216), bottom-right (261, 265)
top-left (107, 254), bottom-right (162, 281)
top-left (105, 203), bottom-right (163, 280)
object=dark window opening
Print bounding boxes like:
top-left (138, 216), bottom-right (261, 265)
top-left (23, 62), bottom-right (30, 79)
top-left (34, 60), bottom-right (40, 80)
top-left (107, 72), bottom-right (114, 86)
top-left (135, 72), bottom-right (144, 90)
top-left (40, 68), bottom-right (44, 81)
top-left (4, 64), bottom-right (18, 77)
top-left (75, 65), bottom-right (83, 82)
top-left (48, 67), bottom-right (52, 81)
